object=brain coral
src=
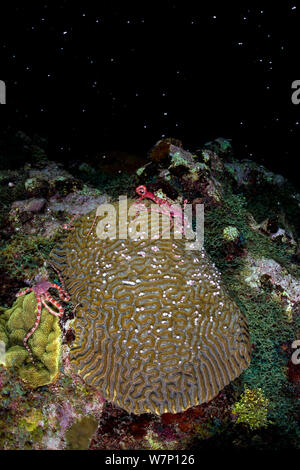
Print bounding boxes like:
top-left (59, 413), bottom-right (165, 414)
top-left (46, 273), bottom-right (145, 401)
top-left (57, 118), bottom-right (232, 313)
top-left (50, 198), bottom-right (251, 415)
top-left (0, 291), bottom-right (61, 387)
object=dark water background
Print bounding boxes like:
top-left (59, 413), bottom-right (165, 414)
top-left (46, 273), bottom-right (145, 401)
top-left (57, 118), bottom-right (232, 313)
top-left (0, 2), bottom-right (299, 189)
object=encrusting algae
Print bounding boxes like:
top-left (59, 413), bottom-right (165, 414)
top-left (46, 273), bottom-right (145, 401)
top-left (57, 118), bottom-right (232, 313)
top-left (51, 197), bottom-right (251, 415)
top-left (65, 415), bottom-right (99, 450)
top-left (0, 291), bottom-right (61, 387)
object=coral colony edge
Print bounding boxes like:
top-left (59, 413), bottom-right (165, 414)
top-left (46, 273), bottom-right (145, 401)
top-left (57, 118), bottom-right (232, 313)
top-left (0, 135), bottom-right (300, 450)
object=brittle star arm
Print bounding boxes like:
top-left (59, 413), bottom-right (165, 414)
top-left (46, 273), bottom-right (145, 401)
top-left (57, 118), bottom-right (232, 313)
top-left (48, 283), bottom-right (70, 302)
top-left (16, 287), bottom-right (32, 297)
top-left (23, 294), bottom-right (42, 364)
top-left (63, 213), bottom-right (79, 231)
top-left (42, 292), bottom-right (64, 317)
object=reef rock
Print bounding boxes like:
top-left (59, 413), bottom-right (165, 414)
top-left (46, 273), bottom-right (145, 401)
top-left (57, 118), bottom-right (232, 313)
top-left (136, 139), bottom-right (224, 207)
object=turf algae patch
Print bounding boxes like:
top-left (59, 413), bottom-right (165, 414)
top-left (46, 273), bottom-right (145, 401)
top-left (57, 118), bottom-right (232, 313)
top-left (65, 415), bottom-right (98, 450)
top-left (0, 291), bottom-right (61, 387)
top-left (51, 199), bottom-right (251, 415)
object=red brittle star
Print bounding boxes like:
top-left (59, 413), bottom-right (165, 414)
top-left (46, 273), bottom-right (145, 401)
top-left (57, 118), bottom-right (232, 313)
top-left (134, 185), bottom-right (189, 237)
top-left (16, 265), bottom-right (70, 364)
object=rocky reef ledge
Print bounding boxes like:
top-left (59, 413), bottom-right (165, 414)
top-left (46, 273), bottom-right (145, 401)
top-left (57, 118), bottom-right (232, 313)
top-left (0, 134), bottom-right (299, 449)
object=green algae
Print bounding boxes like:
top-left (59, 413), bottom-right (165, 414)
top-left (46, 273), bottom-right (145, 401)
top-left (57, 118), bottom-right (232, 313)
top-left (0, 234), bottom-right (57, 282)
top-left (204, 190), bottom-right (300, 278)
top-left (204, 186), bottom-right (300, 446)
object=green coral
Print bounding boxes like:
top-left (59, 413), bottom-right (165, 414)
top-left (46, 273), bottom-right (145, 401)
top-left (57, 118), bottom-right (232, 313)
top-left (223, 225), bottom-right (239, 242)
top-left (0, 291), bottom-right (61, 387)
top-left (232, 388), bottom-right (271, 430)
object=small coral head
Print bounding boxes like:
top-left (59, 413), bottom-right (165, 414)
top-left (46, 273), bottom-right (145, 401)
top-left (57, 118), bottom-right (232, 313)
top-left (33, 280), bottom-right (52, 295)
top-left (136, 185), bottom-right (147, 196)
